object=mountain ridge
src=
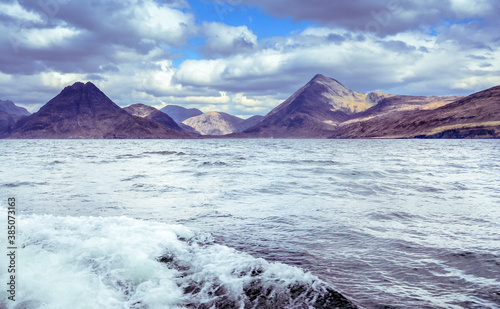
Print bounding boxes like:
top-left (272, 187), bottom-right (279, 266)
top-left (330, 85), bottom-right (500, 138)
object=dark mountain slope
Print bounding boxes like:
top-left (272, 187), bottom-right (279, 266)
top-left (10, 82), bottom-right (188, 139)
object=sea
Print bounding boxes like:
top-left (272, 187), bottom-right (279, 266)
top-left (1, 139), bottom-right (499, 309)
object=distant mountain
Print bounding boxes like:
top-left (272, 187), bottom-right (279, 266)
top-left (179, 113), bottom-right (263, 136)
top-left (244, 74), bottom-right (385, 138)
top-left (124, 104), bottom-right (182, 131)
top-left (330, 85), bottom-right (500, 138)
top-left (182, 111), bottom-right (246, 135)
top-left (9, 82), bottom-right (189, 139)
top-left (0, 99), bottom-right (31, 116)
top-left (239, 115), bottom-right (264, 132)
top-left (160, 105), bottom-right (203, 123)
top-left (0, 100), bottom-right (30, 138)
top-left (0, 111), bottom-right (23, 138)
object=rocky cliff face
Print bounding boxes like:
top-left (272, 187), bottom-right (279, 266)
top-left (10, 82), bottom-right (189, 139)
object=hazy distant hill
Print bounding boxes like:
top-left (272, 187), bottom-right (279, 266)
top-left (0, 99), bottom-right (31, 116)
top-left (10, 82), bottom-right (189, 139)
top-left (161, 105), bottom-right (203, 123)
top-left (0, 100), bottom-right (31, 138)
top-left (124, 104), bottom-right (183, 132)
top-left (239, 115), bottom-right (264, 132)
top-left (0, 111), bottom-right (22, 138)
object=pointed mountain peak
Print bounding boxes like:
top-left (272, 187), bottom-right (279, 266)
top-left (63, 81), bottom-right (99, 92)
top-left (66, 81), bottom-right (84, 89)
top-left (312, 73), bottom-right (327, 80)
top-left (42, 81), bottom-right (121, 116)
top-left (11, 82), bottom-right (189, 139)
top-left (84, 81), bottom-right (99, 89)
top-left (309, 74), bottom-right (346, 89)
top-left (311, 74), bottom-right (337, 83)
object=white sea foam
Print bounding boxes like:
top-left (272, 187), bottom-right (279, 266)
top-left (0, 212), bottom-right (352, 309)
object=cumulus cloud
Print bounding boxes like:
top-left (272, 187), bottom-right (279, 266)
top-left (238, 0), bottom-right (500, 35)
top-left (201, 22), bottom-right (258, 57)
top-left (0, 0), bottom-right (196, 76)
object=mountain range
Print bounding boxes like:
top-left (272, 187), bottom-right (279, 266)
top-left (1, 75), bottom-right (499, 139)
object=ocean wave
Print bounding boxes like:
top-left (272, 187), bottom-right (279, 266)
top-left (143, 151), bottom-right (178, 156)
top-left (199, 161), bottom-right (228, 167)
top-left (0, 213), bottom-right (356, 309)
top-left (2, 181), bottom-right (48, 188)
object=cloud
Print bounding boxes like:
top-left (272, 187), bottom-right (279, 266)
top-left (201, 22), bottom-right (258, 57)
top-left (238, 0), bottom-right (500, 35)
top-left (0, 0), bottom-right (196, 76)
top-left (0, 1), bottom-right (44, 24)
top-left (20, 27), bottom-right (81, 49)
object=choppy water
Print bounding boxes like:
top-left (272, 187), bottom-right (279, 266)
top-left (1, 139), bottom-right (499, 308)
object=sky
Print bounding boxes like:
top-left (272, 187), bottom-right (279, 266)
top-left (1, 0), bottom-right (499, 117)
